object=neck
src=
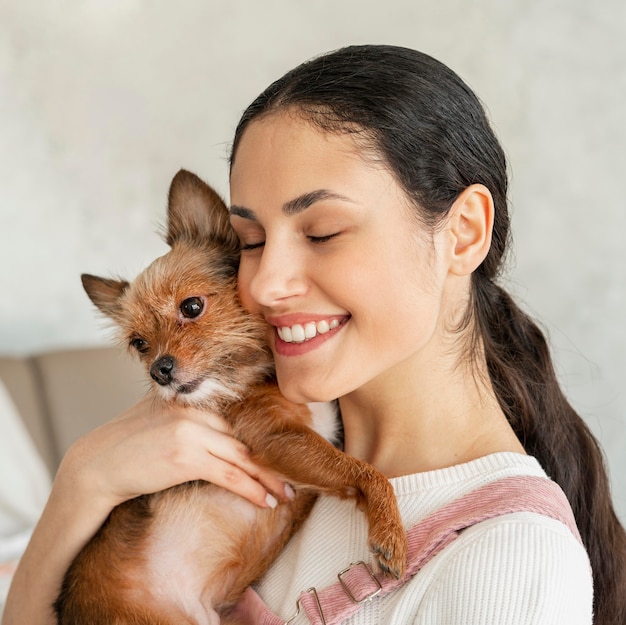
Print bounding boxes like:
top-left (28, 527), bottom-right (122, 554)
top-left (339, 346), bottom-right (525, 478)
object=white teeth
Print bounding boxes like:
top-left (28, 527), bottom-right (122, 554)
top-left (291, 324), bottom-right (306, 342)
top-left (317, 320), bottom-right (330, 334)
top-left (278, 326), bottom-right (293, 342)
top-left (277, 319), bottom-right (341, 344)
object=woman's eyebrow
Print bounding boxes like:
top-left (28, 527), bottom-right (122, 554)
top-left (229, 189), bottom-right (353, 220)
top-left (229, 205), bottom-right (257, 220)
top-left (283, 189), bottom-right (352, 215)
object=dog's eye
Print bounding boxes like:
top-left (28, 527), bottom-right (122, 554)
top-left (129, 337), bottom-right (149, 354)
top-left (180, 297), bottom-right (204, 319)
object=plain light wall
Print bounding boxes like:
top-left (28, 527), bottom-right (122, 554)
top-left (0, 0), bottom-right (624, 521)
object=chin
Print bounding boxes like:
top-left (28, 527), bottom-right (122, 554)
top-left (277, 381), bottom-right (336, 405)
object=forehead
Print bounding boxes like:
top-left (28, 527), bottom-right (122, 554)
top-left (229, 112), bottom-right (393, 206)
top-left (233, 108), bottom-right (371, 160)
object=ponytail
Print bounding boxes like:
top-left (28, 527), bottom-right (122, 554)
top-left (474, 275), bottom-right (626, 625)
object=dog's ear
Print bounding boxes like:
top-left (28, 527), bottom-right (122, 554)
top-left (166, 170), bottom-right (239, 254)
top-left (81, 274), bottom-right (129, 318)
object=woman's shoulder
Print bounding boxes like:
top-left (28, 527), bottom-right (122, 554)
top-left (391, 452), bottom-right (548, 525)
top-left (403, 510), bottom-right (592, 624)
top-left (387, 452), bottom-right (592, 623)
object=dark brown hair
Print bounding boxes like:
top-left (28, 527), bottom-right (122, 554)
top-left (230, 44), bottom-right (626, 624)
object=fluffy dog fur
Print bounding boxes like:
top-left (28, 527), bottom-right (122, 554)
top-left (54, 170), bottom-right (407, 625)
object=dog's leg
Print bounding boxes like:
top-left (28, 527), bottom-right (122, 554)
top-left (234, 397), bottom-right (407, 578)
top-left (262, 431), bottom-right (406, 577)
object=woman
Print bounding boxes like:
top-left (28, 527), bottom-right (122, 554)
top-left (4, 45), bottom-right (625, 624)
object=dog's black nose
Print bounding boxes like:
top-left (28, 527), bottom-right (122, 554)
top-left (150, 356), bottom-right (175, 386)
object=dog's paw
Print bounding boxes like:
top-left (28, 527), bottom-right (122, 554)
top-left (368, 517), bottom-right (408, 579)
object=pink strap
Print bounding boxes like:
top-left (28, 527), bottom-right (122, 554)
top-left (230, 475), bottom-right (581, 625)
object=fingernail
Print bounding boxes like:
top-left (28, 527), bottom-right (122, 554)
top-left (284, 484), bottom-right (296, 500)
top-left (265, 493), bottom-right (278, 508)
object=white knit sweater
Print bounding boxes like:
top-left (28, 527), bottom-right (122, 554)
top-left (255, 453), bottom-right (593, 624)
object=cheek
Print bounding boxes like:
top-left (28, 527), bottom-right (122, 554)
top-left (355, 251), bottom-right (442, 334)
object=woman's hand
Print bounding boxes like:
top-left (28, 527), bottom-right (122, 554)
top-left (1, 396), bottom-right (289, 625)
top-left (59, 394), bottom-right (290, 510)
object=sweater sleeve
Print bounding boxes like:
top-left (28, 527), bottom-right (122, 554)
top-left (412, 513), bottom-right (593, 625)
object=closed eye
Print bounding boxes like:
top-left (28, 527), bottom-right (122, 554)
top-left (308, 233), bottom-right (340, 244)
top-left (240, 241), bottom-right (265, 251)
top-left (240, 232), bottom-right (341, 250)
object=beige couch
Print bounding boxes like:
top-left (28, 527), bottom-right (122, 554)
top-left (0, 346), bottom-right (146, 476)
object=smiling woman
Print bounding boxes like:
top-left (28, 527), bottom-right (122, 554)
top-left (226, 45), bottom-right (626, 624)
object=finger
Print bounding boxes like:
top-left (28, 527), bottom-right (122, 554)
top-left (203, 429), bottom-right (291, 500)
top-left (241, 462), bottom-right (293, 502)
top-left (201, 454), bottom-right (278, 509)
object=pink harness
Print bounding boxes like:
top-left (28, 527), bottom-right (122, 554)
top-left (230, 476), bottom-right (582, 625)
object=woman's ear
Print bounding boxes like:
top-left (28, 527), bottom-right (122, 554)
top-left (447, 184), bottom-right (494, 276)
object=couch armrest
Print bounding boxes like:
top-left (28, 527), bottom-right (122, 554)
top-left (34, 346), bottom-right (147, 469)
top-left (0, 356), bottom-right (55, 475)
top-left (0, 347), bottom-right (146, 474)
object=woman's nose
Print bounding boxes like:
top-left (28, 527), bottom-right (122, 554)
top-left (246, 240), bottom-right (308, 308)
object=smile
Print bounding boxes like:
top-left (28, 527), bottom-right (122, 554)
top-left (276, 319), bottom-right (341, 343)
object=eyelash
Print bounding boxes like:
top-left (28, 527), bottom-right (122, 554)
top-left (308, 233), bottom-right (340, 244)
top-left (240, 233), bottom-right (340, 251)
top-left (240, 241), bottom-right (264, 251)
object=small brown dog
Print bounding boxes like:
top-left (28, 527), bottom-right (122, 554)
top-left (54, 170), bottom-right (406, 625)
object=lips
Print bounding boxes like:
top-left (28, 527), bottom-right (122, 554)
top-left (276, 319), bottom-right (340, 343)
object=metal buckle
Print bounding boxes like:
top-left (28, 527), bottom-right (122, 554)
top-left (285, 587), bottom-right (326, 625)
top-left (337, 561), bottom-right (382, 604)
